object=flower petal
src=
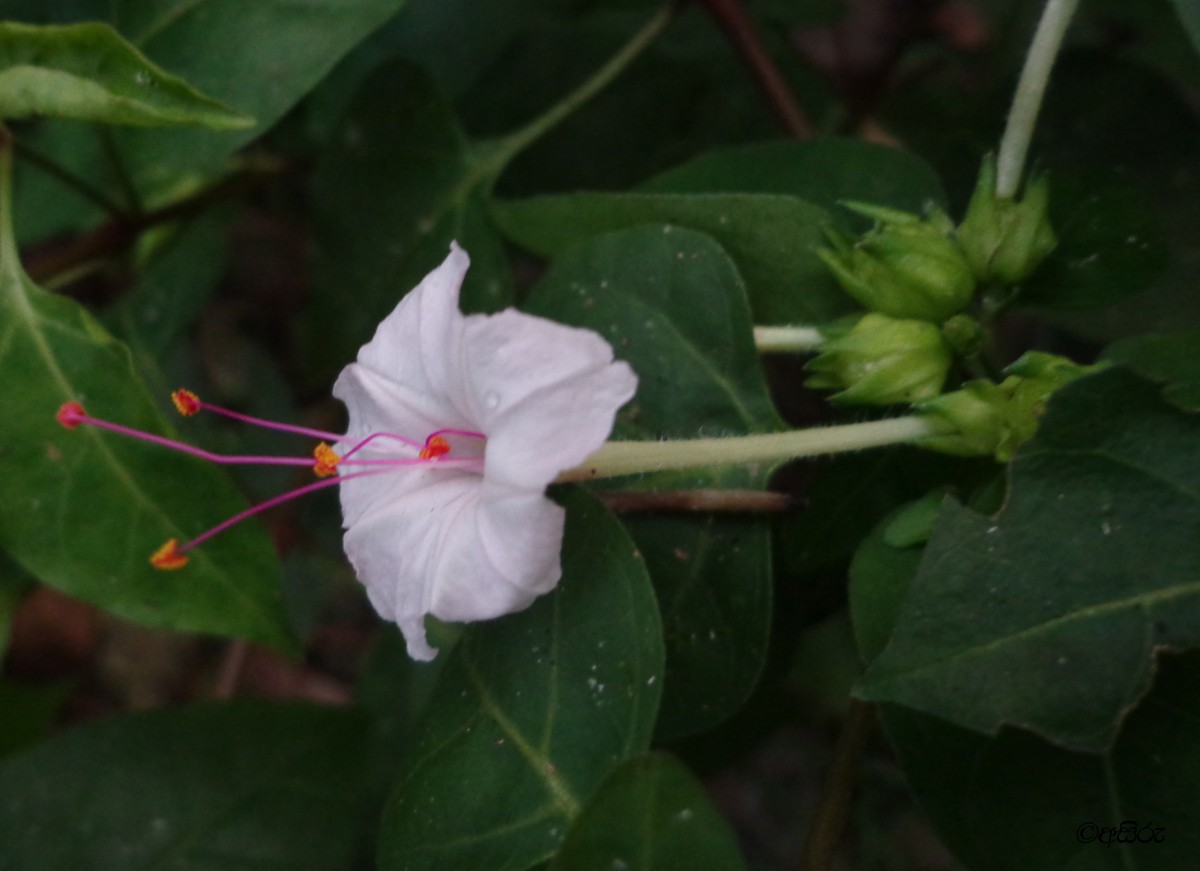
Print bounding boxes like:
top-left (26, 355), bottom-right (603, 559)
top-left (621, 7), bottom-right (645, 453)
top-left (342, 475), bottom-right (565, 661)
top-left (338, 243), bottom-right (473, 432)
top-left (462, 310), bottom-right (638, 488)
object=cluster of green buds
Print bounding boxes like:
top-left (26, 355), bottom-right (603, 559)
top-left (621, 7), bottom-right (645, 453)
top-left (916, 352), bottom-right (1104, 461)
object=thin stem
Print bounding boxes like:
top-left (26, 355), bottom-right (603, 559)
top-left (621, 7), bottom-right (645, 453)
top-left (486, 4), bottom-right (676, 167)
top-left (12, 137), bottom-right (128, 218)
top-left (995, 0), bottom-right (1079, 198)
top-left (796, 698), bottom-right (876, 871)
top-left (697, 0), bottom-right (811, 138)
top-left (97, 127), bottom-right (143, 214)
top-left (559, 416), bottom-right (945, 482)
top-left (754, 325), bottom-right (825, 353)
top-left (600, 488), bottom-right (795, 513)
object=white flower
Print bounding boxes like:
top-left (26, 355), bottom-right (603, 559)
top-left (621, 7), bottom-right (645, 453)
top-left (332, 243), bottom-right (638, 660)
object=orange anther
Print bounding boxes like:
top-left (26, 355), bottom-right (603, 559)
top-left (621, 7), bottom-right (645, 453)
top-left (150, 539), bottom-right (189, 570)
top-left (313, 442), bottom-right (341, 478)
top-left (171, 389), bottom-right (201, 416)
top-left (56, 402), bottom-right (87, 429)
top-left (419, 435), bottom-right (450, 460)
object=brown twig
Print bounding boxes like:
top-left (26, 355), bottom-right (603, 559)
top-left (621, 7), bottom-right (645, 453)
top-left (797, 697), bottom-right (876, 871)
top-left (696, 0), bottom-right (812, 138)
top-left (600, 488), bottom-right (796, 513)
top-left (23, 161), bottom-right (293, 284)
top-left (212, 639), bottom-right (249, 700)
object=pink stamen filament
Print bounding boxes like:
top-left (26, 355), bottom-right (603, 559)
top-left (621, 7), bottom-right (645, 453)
top-left (72, 412), bottom-right (316, 468)
top-left (176, 458), bottom-right (483, 553)
top-left (339, 428), bottom-right (486, 461)
top-left (190, 399), bottom-right (345, 443)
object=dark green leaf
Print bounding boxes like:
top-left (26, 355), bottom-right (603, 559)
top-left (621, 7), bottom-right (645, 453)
top-left (494, 192), bottom-right (853, 324)
top-left (111, 0), bottom-right (410, 188)
top-left (105, 211), bottom-right (231, 359)
top-left (643, 138), bottom-right (947, 219)
top-left (306, 60), bottom-right (512, 381)
top-left (847, 503), bottom-right (928, 665)
top-left (0, 679), bottom-right (72, 760)
top-left (0, 22), bottom-right (252, 128)
top-left (0, 151), bottom-right (291, 648)
top-left (550, 753), bottom-right (747, 871)
top-left (882, 652), bottom-right (1200, 871)
top-left (1104, 331), bottom-right (1200, 411)
top-left (526, 226), bottom-right (780, 738)
top-left (377, 488), bottom-right (664, 871)
top-left (1020, 169), bottom-right (1169, 310)
top-left (858, 368), bottom-right (1200, 752)
top-left (1169, 0), bottom-right (1200, 59)
top-left (0, 702), bottom-right (371, 870)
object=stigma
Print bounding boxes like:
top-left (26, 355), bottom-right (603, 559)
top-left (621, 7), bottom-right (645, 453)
top-left (57, 390), bottom-right (485, 569)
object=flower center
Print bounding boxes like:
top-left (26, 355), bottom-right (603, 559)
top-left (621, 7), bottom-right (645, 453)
top-left (56, 389), bottom-right (485, 570)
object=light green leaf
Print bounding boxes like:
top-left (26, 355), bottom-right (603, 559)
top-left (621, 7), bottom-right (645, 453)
top-left (493, 191), bottom-right (851, 324)
top-left (0, 22), bottom-right (251, 128)
top-left (858, 368), bottom-right (1200, 752)
top-left (0, 702), bottom-right (370, 870)
top-left (550, 753), bottom-right (747, 871)
top-left (0, 144), bottom-right (291, 648)
top-left (377, 488), bottom-right (664, 871)
top-left (526, 226), bottom-right (781, 738)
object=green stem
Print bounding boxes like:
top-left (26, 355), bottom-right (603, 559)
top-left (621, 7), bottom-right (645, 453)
top-left (12, 137), bottom-right (128, 219)
top-left (796, 698), bottom-right (875, 871)
top-left (559, 415), bottom-right (944, 482)
top-left (995, 0), bottom-right (1080, 198)
top-left (482, 4), bottom-right (676, 171)
top-left (754, 324), bottom-right (825, 353)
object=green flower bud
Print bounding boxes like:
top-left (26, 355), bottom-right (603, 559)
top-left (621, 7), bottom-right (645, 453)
top-left (806, 313), bottom-right (951, 406)
top-left (957, 154), bottom-right (1057, 285)
top-left (916, 380), bottom-right (1009, 457)
top-left (997, 352), bottom-right (1104, 460)
top-left (918, 352), bottom-right (1105, 461)
top-left (817, 202), bottom-right (976, 323)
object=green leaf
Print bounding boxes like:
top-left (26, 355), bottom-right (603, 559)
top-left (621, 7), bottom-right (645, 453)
top-left (0, 549), bottom-right (34, 660)
top-left (377, 488), bottom-right (664, 871)
top-left (1104, 330), bottom-right (1200, 411)
top-left (852, 495), bottom-right (1200, 868)
top-left (305, 60), bottom-right (512, 381)
top-left (0, 146), bottom-right (291, 648)
top-left (111, 0), bottom-right (409, 188)
top-left (882, 653), bottom-right (1200, 871)
top-left (858, 368), bottom-right (1200, 752)
top-left (0, 22), bottom-right (252, 128)
top-left (1169, 0), bottom-right (1200, 59)
top-left (550, 753), bottom-right (747, 871)
top-left (0, 678), bottom-right (73, 760)
top-left (493, 192), bottom-right (852, 324)
top-left (526, 226), bottom-right (780, 738)
top-left (0, 702), bottom-right (371, 870)
top-left (643, 138), bottom-right (947, 219)
top-left (1020, 169), bottom-right (1169, 310)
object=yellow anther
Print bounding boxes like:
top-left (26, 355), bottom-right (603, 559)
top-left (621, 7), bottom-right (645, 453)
top-left (419, 435), bottom-right (450, 460)
top-left (171, 389), bottom-right (202, 416)
top-left (313, 442), bottom-right (341, 477)
top-left (150, 539), bottom-right (189, 570)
